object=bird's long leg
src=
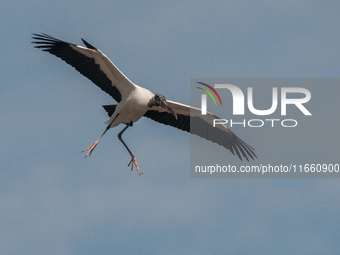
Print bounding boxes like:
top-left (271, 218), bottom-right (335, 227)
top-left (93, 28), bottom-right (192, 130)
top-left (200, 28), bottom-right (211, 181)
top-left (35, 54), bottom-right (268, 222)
top-left (118, 122), bottom-right (143, 175)
top-left (82, 114), bottom-right (119, 158)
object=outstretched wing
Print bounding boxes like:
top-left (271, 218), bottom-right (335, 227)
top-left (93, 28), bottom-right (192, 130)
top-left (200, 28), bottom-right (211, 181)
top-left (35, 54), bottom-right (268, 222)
top-left (32, 33), bottom-right (136, 102)
top-left (143, 100), bottom-right (257, 161)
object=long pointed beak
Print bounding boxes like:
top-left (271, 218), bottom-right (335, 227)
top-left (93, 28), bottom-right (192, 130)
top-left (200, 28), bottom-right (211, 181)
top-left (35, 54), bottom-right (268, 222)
top-left (165, 101), bottom-right (178, 119)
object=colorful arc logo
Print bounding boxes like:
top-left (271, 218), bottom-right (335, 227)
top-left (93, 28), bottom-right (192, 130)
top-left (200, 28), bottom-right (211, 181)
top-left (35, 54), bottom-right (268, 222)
top-left (196, 82), bottom-right (223, 106)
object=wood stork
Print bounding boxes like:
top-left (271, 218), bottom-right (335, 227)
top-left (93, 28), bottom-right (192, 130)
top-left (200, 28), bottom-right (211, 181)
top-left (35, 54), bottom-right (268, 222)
top-left (32, 33), bottom-right (256, 175)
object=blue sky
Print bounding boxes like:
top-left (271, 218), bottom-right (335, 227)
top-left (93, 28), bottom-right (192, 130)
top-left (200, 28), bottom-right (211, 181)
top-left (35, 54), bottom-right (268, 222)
top-left (1, 1), bottom-right (340, 254)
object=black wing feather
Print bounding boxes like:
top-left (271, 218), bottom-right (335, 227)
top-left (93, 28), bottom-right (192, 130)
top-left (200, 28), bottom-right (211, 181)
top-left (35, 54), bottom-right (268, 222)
top-left (32, 33), bottom-right (122, 102)
top-left (144, 110), bottom-right (256, 161)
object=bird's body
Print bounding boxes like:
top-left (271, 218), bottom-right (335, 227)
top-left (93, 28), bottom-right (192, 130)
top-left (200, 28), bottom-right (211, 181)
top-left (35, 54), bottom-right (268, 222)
top-left (32, 33), bottom-right (256, 175)
top-left (106, 85), bottom-right (154, 127)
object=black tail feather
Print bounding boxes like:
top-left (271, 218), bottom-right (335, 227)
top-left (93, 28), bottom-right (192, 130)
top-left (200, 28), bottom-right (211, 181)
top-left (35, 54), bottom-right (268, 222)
top-left (102, 104), bottom-right (117, 117)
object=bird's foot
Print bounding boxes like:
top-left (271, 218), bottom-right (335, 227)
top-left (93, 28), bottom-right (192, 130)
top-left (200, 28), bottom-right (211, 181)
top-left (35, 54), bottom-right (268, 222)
top-left (82, 140), bottom-right (99, 158)
top-left (128, 156), bottom-right (143, 175)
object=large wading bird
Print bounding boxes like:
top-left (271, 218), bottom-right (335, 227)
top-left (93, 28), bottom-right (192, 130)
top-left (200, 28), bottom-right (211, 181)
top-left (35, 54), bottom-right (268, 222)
top-left (32, 33), bottom-right (256, 175)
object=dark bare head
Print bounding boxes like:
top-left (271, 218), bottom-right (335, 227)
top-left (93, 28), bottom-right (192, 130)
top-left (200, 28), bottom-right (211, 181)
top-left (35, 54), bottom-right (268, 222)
top-left (148, 94), bottom-right (178, 119)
